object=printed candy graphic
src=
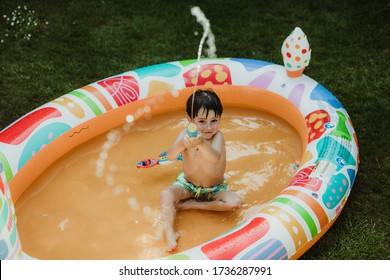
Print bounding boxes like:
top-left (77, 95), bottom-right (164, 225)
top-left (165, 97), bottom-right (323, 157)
top-left (51, 96), bottom-right (85, 119)
top-left (330, 111), bottom-right (352, 141)
top-left (18, 122), bottom-right (71, 169)
top-left (97, 75), bottom-right (139, 106)
top-left (0, 170), bottom-right (21, 259)
top-left (133, 63), bottom-right (181, 79)
top-left (248, 71), bottom-right (276, 90)
top-left (0, 107), bottom-right (62, 145)
top-left (240, 238), bottom-right (288, 260)
top-left (183, 64), bottom-right (232, 87)
top-left (289, 166), bottom-right (322, 191)
top-left (311, 83), bottom-right (343, 109)
top-left (322, 173), bottom-right (349, 209)
top-left (201, 217), bottom-right (270, 259)
top-left (230, 58), bottom-right (272, 71)
top-left (287, 83), bottom-right (305, 108)
top-left (305, 110), bottom-right (331, 143)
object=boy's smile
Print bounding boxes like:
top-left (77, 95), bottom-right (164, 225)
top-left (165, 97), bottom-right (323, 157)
top-left (190, 109), bottom-right (220, 140)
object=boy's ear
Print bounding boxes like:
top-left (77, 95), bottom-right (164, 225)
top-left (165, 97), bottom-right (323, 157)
top-left (187, 116), bottom-right (192, 123)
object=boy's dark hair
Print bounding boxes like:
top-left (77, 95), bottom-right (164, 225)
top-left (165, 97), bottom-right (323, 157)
top-left (186, 89), bottom-right (223, 119)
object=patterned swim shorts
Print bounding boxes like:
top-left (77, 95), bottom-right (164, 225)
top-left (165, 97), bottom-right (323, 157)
top-left (174, 172), bottom-right (228, 201)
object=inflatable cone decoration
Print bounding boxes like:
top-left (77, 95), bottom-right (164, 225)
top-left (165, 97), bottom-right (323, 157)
top-left (281, 27), bottom-right (311, 78)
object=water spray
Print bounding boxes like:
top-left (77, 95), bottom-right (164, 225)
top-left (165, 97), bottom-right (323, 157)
top-left (188, 6), bottom-right (217, 137)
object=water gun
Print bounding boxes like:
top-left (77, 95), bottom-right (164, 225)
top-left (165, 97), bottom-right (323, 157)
top-left (136, 151), bottom-right (182, 168)
top-left (187, 123), bottom-right (198, 138)
top-left (137, 124), bottom-right (196, 168)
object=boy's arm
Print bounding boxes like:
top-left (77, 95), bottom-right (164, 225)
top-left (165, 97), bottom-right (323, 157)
top-left (166, 129), bottom-right (187, 161)
top-left (197, 132), bottom-right (224, 163)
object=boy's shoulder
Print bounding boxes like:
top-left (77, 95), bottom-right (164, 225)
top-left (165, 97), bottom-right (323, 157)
top-left (211, 130), bottom-right (225, 142)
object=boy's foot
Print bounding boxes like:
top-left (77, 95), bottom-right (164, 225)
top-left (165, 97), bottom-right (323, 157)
top-left (165, 231), bottom-right (180, 252)
top-left (177, 199), bottom-right (198, 210)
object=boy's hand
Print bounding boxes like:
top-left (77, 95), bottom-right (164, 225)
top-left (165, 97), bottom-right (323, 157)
top-left (182, 134), bottom-right (203, 149)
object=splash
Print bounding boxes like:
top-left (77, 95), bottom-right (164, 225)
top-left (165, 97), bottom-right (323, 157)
top-left (95, 129), bottom-right (121, 179)
top-left (190, 6), bottom-right (217, 60)
top-left (126, 114), bottom-right (135, 123)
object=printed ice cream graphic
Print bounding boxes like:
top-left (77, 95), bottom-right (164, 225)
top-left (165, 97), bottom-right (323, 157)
top-left (281, 27), bottom-right (311, 78)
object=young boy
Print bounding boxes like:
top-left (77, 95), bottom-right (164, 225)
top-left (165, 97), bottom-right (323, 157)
top-left (160, 88), bottom-right (242, 252)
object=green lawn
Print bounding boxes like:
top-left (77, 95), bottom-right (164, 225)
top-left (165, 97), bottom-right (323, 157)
top-left (0, 0), bottom-right (388, 259)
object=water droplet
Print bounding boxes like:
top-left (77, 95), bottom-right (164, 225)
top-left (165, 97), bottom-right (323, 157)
top-left (109, 164), bottom-right (117, 172)
top-left (128, 197), bottom-right (139, 210)
top-left (126, 114), bottom-right (134, 123)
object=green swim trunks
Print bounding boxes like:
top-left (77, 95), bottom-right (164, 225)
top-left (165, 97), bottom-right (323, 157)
top-left (174, 172), bottom-right (228, 201)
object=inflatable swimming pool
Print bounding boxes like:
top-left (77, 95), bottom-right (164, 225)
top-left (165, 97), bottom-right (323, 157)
top-left (0, 55), bottom-right (359, 259)
top-left (0, 25), bottom-right (359, 259)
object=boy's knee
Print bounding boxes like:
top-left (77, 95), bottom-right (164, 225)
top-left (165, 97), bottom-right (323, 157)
top-left (227, 195), bottom-right (242, 209)
top-left (160, 189), bottom-right (173, 203)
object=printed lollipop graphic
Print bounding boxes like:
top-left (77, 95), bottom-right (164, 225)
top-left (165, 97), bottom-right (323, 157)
top-left (281, 27), bottom-right (311, 78)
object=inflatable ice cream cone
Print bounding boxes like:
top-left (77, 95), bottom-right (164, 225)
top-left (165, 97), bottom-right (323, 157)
top-left (281, 27), bottom-right (311, 78)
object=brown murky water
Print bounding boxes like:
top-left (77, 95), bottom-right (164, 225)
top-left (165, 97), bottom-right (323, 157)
top-left (15, 107), bottom-right (301, 259)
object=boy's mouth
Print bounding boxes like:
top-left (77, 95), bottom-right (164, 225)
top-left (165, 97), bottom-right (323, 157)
top-left (202, 131), bottom-right (214, 138)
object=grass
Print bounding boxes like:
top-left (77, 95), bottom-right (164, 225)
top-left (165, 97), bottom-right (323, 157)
top-left (0, 0), bottom-right (389, 259)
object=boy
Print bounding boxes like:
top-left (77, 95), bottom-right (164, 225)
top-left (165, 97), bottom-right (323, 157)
top-left (160, 88), bottom-right (242, 252)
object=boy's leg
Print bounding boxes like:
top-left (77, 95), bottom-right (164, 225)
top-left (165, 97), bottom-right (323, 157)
top-left (177, 189), bottom-right (242, 211)
top-left (160, 184), bottom-right (192, 251)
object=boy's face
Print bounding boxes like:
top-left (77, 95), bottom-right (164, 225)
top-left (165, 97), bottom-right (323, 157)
top-left (189, 107), bottom-right (221, 140)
